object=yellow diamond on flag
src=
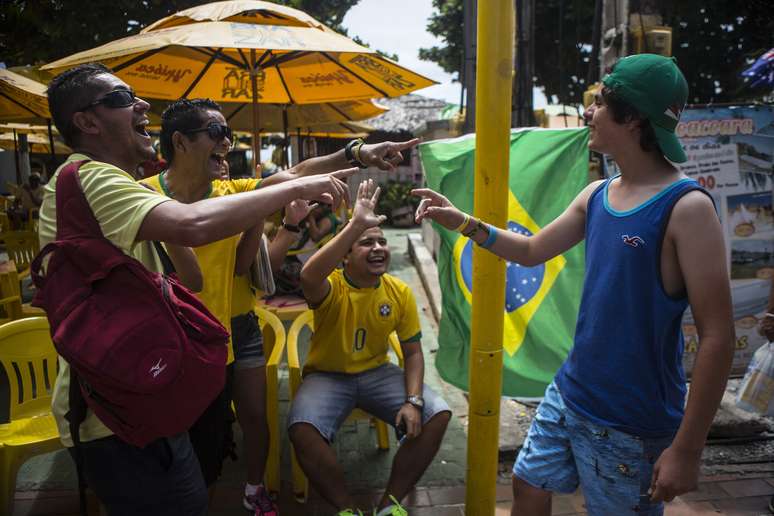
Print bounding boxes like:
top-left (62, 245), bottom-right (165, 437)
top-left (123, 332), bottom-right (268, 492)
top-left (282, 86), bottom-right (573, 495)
top-left (453, 190), bottom-right (566, 356)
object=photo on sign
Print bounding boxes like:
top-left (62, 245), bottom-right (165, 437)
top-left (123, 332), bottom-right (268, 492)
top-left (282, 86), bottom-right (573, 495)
top-left (736, 135), bottom-right (774, 192)
top-left (727, 191), bottom-right (773, 240)
top-left (731, 238), bottom-right (774, 280)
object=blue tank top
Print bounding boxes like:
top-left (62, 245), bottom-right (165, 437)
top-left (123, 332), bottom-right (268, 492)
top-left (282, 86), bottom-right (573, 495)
top-left (555, 176), bottom-right (709, 438)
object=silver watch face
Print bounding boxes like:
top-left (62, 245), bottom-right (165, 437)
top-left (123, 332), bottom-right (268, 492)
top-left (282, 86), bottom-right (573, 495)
top-left (408, 395), bottom-right (424, 407)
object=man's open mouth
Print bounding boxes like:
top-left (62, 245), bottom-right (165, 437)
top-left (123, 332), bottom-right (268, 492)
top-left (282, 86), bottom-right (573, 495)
top-left (133, 120), bottom-right (149, 137)
top-left (367, 255), bottom-right (386, 264)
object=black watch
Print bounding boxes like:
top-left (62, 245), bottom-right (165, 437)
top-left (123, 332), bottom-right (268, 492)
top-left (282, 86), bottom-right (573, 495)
top-left (406, 395), bottom-right (424, 409)
top-left (282, 222), bottom-right (301, 233)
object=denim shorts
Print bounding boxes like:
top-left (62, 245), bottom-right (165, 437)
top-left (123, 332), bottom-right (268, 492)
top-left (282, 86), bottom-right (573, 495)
top-left (287, 363), bottom-right (451, 442)
top-left (513, 382), bottom-right (674, 516)
top-left (230, 311), bottom-right (265, 369)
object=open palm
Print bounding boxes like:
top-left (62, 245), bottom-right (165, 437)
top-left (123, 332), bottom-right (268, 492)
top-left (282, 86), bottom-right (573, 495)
top-left (353, 179), bottom-right (387, 228)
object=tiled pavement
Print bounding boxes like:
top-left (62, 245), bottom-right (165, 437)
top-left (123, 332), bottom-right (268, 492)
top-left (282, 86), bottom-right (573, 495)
top-left (10, 230), bottom-right (774, 515)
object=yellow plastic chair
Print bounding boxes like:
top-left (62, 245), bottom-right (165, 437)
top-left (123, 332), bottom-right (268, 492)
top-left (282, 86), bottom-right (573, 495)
top-left (253, 306), bottom-right (286, 495)
top-left (3, 231), bottom-right (39, 280)
top-left (256, 296), bottom-right (309, 322)
top-left (0, 264), bottom-right (44, 320)
top-left (287, 310), bottom-right (404, 502)
top-left (0, 317), bottom-right (62, 515)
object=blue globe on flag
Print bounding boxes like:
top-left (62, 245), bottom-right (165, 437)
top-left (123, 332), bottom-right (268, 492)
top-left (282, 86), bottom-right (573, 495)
top-left (458, 221), bottom-right (546, 312)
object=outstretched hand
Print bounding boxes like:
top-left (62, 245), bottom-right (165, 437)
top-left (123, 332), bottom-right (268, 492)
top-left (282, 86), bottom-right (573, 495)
top-left (352, 179), bottom-right (387, 229)
top-left (412, 188), bottom-right (467, 230)
top-left (284, 199), bottom-right (313, 226)
top-left (359, 138), bottom-right (420, 171)
top-left (295, 168), bottom-right (356, 207)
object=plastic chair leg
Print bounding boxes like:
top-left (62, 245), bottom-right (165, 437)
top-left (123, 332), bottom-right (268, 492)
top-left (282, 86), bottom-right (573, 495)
top-left (376, 420), bottom-right (390, 450)
top-left (264, 363), bottom-right (280, 494)
top-left (0, 450), bottom-right (17, 516)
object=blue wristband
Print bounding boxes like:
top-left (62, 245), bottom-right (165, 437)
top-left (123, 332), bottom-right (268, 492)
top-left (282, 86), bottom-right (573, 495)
top-left (480, 225), bottom-right (497, 249)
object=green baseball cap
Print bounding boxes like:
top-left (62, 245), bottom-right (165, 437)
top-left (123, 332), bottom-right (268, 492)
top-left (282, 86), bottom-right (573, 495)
top-left (602, 54), bottom-right (688, 163)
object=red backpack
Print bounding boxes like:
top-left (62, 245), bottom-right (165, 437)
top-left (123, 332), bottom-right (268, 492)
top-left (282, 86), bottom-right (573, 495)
top-left (31, 160), bottom-right (228, 448)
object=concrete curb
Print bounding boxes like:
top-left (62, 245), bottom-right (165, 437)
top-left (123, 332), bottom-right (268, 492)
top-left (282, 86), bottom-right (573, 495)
top-left (407, 232), bottom-right (442, 323)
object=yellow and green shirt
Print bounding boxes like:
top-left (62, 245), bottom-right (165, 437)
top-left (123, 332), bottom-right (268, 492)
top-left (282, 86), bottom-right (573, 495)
top-left (40, 154), bottom-right (170, 446)
top-left (141, 173), bottom-right (260, 363)
top-left (305, 269), bottom-right (422, 375)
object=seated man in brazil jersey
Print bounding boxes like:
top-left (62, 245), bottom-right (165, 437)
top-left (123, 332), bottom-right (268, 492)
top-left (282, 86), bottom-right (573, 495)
top-left (289, 179), bottom-right (451, 516)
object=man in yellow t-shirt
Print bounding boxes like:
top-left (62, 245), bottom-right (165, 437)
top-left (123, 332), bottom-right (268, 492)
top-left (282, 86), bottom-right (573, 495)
top-left (147, 97), bottom-right (424, 513)
top-left (290, 180), bottom-right (451, 516)
top-left (43, 64), bottom-right (354, 516)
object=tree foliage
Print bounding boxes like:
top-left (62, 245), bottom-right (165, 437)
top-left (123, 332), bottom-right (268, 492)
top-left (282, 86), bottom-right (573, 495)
top-left (419, 0), bottom-right (464, 80)
top-left (0, 0), bottom-right (385, 67)
top-left (418, 0), bottom-right (774, 105)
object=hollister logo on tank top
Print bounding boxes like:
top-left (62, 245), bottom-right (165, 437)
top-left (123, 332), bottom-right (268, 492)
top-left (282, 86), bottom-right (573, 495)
top-left (621, 234), bottom-right (646, 248)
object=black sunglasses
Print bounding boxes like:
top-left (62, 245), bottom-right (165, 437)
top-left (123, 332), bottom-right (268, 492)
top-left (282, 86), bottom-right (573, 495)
top-left (78, 89), bottom-right (137, 112)
top-left (182, 123), bottom-right (233, 144)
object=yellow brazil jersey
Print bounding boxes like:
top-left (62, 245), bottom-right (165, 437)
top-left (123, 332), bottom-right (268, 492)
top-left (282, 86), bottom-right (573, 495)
top-left (141, 173), bottom-right (260, 363)
top-left (231, 273), bottom-right (259, 317)
top-left (304, 269), bottom-right (422, 375)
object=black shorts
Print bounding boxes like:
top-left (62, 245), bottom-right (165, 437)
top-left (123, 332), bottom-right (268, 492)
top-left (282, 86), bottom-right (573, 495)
top-left (188, 364), bottom-right (235, 486)
top-left (71, 432), bottom-right (207, 516)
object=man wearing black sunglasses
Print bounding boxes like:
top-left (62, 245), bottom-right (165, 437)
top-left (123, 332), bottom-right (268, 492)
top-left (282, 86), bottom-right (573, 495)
top-left (144, 97), bottom-right (422, 515)
top-left (41, 63), bottom-right (355, 516)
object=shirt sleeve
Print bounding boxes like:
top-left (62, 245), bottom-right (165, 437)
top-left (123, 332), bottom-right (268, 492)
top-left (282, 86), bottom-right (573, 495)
top-left (396, 286), bottom-right (422, 343)
top-left (79, 163), bottom-right (170, 252)
top-left (311, 270), bottom-right (343, 315)
top-left (230, 178), bottom-right (262, 193)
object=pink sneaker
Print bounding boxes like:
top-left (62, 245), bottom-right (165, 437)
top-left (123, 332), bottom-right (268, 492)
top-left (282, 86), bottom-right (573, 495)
top-left (243, 485), bottom-right (278, 516)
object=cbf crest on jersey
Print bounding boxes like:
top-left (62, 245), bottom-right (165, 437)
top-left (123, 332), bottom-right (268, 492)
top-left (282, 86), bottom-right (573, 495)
top-left (419, 128), bottom-right (589, 397)
top-left (379, 303), bottom-right (392, 318)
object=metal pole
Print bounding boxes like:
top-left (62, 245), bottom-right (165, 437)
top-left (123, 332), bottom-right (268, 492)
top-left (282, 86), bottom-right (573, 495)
top-left (250, 49), bottom-right (261, 177)
top-left (465, 0), bottom-right (514, 514)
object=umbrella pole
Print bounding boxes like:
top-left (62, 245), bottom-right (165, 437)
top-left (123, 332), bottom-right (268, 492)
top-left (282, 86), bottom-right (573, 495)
top-left (282, 107), bottom-right (289, 168)
top-left (297, 128), bottom-right (303, 162)
top-left (12, 130), bottom-right (21, 185)
top-left (250, 49), bottom-right (261, 177)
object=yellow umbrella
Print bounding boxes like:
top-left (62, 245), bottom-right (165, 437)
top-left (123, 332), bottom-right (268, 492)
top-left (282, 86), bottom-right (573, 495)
top-left (0, 123), bottom-right (59, 135)
top-left (141, 0), bottom-right (330, 33)
top-left (0, 132), bottom-right (71, 155)
top-left (42, 17), bottom-right (435, 168)
top-left (0, 71), bottom-right (59, 182)
top-left (148, 97), bottom-right (385, 133)
top-left (0, 69), bottom-right (50, 123)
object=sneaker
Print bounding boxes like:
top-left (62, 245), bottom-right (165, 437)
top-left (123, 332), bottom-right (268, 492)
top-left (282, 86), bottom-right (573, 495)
top-left (243, 485), bottom-right (278, 516)
top-left (374, 496), bottom-right (407, 516)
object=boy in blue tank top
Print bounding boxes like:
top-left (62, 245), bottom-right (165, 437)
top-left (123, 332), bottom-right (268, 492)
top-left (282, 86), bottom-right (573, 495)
top-left (413, 54), bottom-right (734, 515)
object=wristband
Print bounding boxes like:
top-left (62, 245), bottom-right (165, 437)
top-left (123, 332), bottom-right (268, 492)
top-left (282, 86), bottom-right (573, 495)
top-left (345, 138), bottom-right (366, 168)
top-left (282, 222), bottom-right (301, 233)
top-left (479, 225), bottom-right (498, 249)
top-left (452, 214), bottom-right (470, 233)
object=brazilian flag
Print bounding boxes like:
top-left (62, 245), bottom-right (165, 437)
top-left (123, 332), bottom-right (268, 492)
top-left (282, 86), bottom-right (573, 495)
top-left (419, 128), bottom-right (589, 397)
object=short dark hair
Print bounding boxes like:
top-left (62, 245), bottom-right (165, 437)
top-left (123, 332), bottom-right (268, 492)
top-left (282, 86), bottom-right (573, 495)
top-left (159, 98), bottom-right (222, 165)
top-left (601, 86), bottom-right (660, 154)
top-left (47, 63), bottom-right (112, 147)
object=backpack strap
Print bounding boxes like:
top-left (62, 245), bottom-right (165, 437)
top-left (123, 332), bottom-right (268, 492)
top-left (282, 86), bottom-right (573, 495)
top-left (152, 241), bottom-right (177, 275)
top-left (65, 369), bottom-right (90, 516)
top-left (55, 160), bottom-right (105, 241)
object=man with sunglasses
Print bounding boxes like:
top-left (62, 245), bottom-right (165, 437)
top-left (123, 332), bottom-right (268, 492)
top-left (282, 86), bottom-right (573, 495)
top-left (41, 63), bottom-right (354, 516)
top-left (143, 97), bottom-right (421, 515)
